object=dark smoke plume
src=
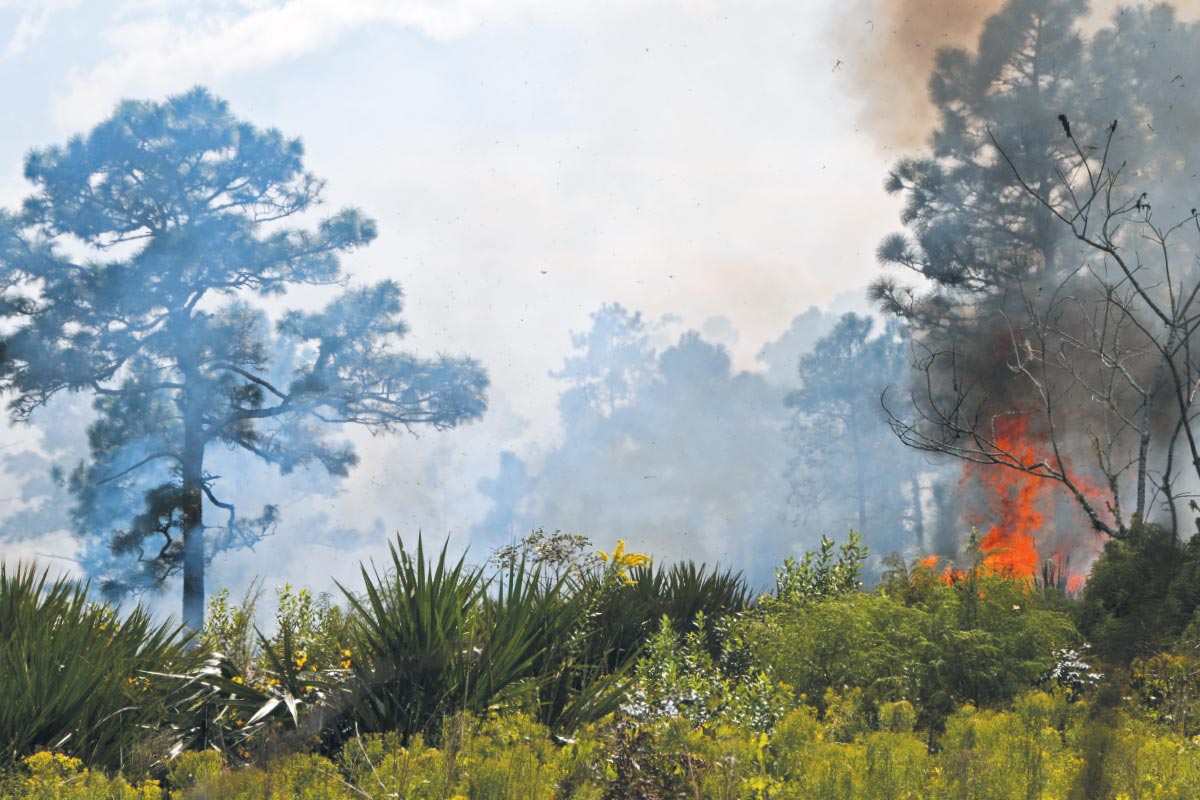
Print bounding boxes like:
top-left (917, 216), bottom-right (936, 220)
top-left (839, 0), bottom-right (1200, 148)
top-left (836, 0), bottom-right (1001, 148)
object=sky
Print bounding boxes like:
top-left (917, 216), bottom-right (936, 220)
top-left (0, 0), bottom-right (953, 606)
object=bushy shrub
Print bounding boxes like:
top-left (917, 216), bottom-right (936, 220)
top-left (0, 752), bottom-right (163, 800)
top-left (745, 549), bottom-right (1079, 734)
top-left (769, 532), bottom-right (867, 607)
top-left (199, 583), bottom-right (351, 684)
top-left (624, 612), bottom-right (791, 732)
top-left (1078, 520), bottom-right (1200, 663)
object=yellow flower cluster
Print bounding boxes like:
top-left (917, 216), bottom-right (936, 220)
top-left (597, 539), bottom-right (652, 585)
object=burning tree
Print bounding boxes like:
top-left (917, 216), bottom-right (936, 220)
top-left (875, 0), bottom-right (1200, 568)
top-left (0, 88), bottom-right (489, 631)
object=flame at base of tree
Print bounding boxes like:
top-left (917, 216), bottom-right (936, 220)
top-left (971, 415), bottom-right (1045, 577)
top-left (954, 414), bottom-right (1107, 588)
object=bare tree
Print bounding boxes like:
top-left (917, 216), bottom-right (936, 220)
top-left (887, 116), bottom-right (1200, 540)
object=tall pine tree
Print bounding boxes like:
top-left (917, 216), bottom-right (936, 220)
top-left (0, 88), bottom-right (488, 630)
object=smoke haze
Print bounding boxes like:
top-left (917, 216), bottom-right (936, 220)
top-left (0, 297), bottom-right (914, 606)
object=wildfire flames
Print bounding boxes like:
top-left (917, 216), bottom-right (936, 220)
top-left (971, 416), bottom-right (1045, 577)
top-left (940, 415), bottom-right (1107, 590)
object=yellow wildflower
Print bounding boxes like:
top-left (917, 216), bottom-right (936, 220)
top-left (597, 539), bottom-right (625, 564)
top-left (622, 551), bottom-right (653, 569)
top-left (598, 539), bottom-right (652, 585)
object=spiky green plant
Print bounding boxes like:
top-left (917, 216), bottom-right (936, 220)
top-left (154, 618), bottom-right (348, 760)
top-left (582, 560), bottom-right (752, 669)
top-left (0, 562), bottom-right (185, 770)
top-left (337, 536), bottom-right (486, 738)
top-left (335, 536), bottom-right (629, 740)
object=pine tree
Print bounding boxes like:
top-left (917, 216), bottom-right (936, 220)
top-left (0, 88), bottom-right (488, 630)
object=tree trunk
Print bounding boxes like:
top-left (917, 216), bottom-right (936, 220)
top-left (181, 433), bottom-right (205, 634)
top-left (178, 341), bottom-right (207, 635)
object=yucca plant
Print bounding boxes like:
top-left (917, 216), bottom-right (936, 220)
top-left (655, 561), bottom-right (752, 659)
top-left (0, 562), bottom-right (186, 770)
top-left (335, 535), bottom-right (627, 740)
top-left (491, 557), bottom-right (630, 732)
top-left (582, 560), bottom-right (751, 669)
top-left (156, 633), bottom-right (343, 761)
top-left (337, 536), bottom-right (486, 739)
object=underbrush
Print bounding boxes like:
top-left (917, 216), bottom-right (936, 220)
top-left (11, 705), bottom-right (1200, 799)
top-left (8, 529), bottom-right (1200, 798)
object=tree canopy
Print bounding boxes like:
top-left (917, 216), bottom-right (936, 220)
top-left (0, 88), bottom-right (489, 630)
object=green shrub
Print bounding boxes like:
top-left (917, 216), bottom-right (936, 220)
top-left (198, 583), bottom-right (263, 680)
top-left (769, 532), bottom-right (868, 607)
top-left (625, 612), bottom-right (791, 732)
top-left (1078, 521), bottom-right (1199, 663)
top-left (0, 563), bottom-right (185, 771)
top-left (745, 560), bottom-right (1078, 733)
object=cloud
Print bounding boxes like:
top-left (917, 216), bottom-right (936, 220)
top-left (53, 0), bottom-right (625, 128)
top-left (3, 0), bottom-right (77, 56)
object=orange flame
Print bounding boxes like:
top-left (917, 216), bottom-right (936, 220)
top-left (970, 416), bottom-right (1045, 577)
top-left (957, 414), bottom-right (1109, 587)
